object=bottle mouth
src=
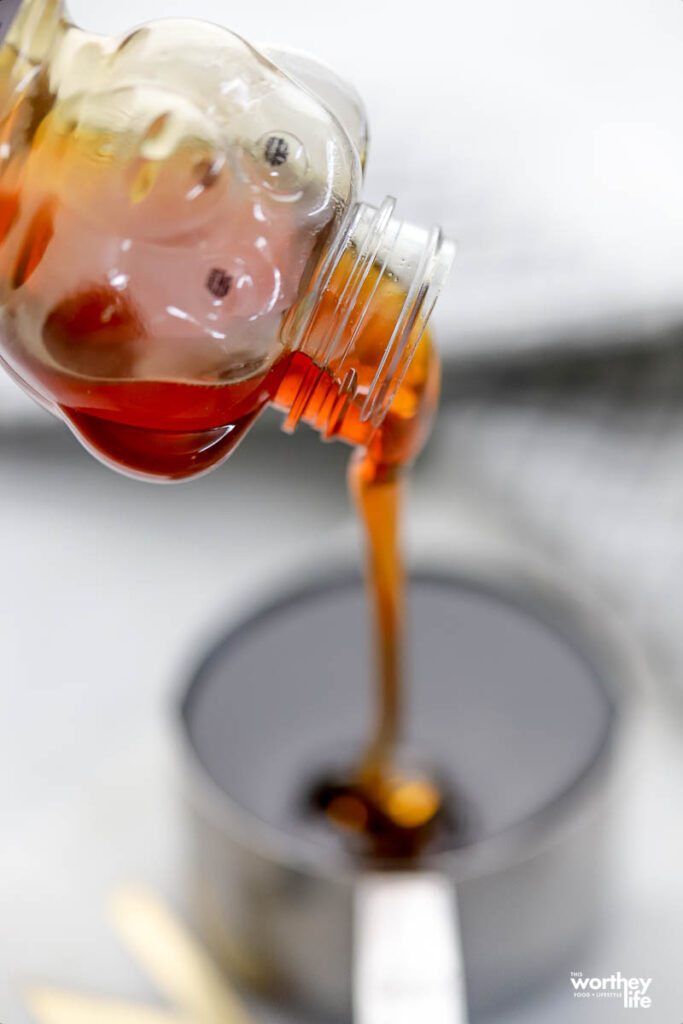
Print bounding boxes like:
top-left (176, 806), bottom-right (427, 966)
top-left (283, 197), bottom-right (455, 435)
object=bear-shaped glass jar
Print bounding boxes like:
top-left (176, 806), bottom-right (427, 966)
top-left (0, 0), bottom-right (453, 479)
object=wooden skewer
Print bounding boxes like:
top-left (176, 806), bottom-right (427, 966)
top-left (24, 987), bottom-right (188, 1024)
top-left (108, 886), bottom-right (253, 1024)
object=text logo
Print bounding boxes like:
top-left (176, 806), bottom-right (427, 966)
top-left (570, 972), bottom-right (652, 1009)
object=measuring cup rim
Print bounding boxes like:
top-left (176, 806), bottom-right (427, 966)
top-left (174, 555), bottom-right (646, 885)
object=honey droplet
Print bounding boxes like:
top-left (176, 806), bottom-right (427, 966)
top-left (326, 793), bottom-right (369, 833)
top-left (384, 778), bottom-right (442, 830)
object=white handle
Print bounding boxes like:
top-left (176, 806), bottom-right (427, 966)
top-left (354, 873), bottom-right (468, 1024)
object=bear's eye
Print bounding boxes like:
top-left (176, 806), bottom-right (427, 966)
top-left (249, 131), bottom-right (309, 200)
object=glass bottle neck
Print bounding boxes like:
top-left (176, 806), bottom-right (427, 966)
top-left (281, 197), bottom-right (454, 437)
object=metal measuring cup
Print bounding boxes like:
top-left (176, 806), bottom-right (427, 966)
top-left (176, 559), bottom-right (640, 1021)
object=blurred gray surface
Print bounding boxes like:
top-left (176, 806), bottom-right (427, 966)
top-left (436, 342), bottom-right (683, 702)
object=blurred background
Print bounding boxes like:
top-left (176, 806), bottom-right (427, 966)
top-left (1, 0), bottom-right (683, 1021)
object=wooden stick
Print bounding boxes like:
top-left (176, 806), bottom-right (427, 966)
top-left (108, 886), bottom-right (253, 1024)
top-left (24, 987), bottom-right (188, 1024)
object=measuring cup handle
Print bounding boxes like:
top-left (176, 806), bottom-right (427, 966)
top-left (354, 872), bottom-right (468, 1024)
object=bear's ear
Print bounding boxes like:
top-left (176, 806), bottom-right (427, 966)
top-left (260, 46), bottom-right (369, 173)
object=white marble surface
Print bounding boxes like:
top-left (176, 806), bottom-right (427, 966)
top-left (0, 421), bottom-right (682, 1023)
